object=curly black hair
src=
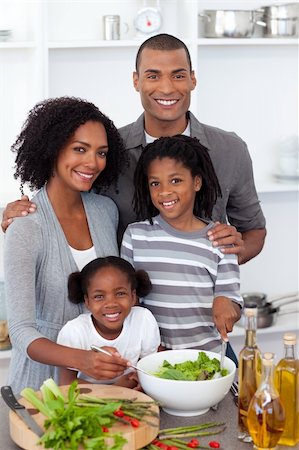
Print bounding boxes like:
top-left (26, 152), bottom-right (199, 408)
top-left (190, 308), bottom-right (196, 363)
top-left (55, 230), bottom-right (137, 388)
top-left (133, 135), bottom-right (222, 223)
top-left (68, 256), bottom-right (152, 304)
top-left (11, 96), bottom-right (127, 192)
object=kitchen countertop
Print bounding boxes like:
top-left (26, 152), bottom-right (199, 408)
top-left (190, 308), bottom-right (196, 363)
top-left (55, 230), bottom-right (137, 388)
top-left (0, 392), bottom-right (294, 450)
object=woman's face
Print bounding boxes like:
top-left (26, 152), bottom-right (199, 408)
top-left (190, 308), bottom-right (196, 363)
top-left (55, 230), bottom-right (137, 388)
top-left (49, 121), bottom-right (108, 193)
top-left (84, 267), bottom-right (136, 340)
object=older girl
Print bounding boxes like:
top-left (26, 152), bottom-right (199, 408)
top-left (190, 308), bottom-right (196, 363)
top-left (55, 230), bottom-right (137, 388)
top-left (121, 135), bottom-right (243, 358)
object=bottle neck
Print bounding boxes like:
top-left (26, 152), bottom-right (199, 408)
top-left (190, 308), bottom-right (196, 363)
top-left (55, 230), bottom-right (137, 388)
top-left (284, 343), bottom-right (295, 359)
top-left (259, 356), bottom-right (278, 395)
top-left (245, 314), bottom-right (257, 347)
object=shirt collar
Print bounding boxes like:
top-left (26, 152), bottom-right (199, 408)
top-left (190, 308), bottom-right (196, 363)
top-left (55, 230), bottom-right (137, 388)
top-left (124, 112), bottom-right (210, 150)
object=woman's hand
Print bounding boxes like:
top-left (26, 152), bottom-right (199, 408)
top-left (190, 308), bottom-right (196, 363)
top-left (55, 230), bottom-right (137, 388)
top-left (212, 296), bottom-right (241, 342)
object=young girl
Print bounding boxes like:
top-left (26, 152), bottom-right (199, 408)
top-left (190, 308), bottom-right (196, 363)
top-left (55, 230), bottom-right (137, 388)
top-left (57, 256), bottom-right (160, 387)
top-left (121, 135), bottom-right (243, 356)
top-left (4, 97), bottom-right (129, 393)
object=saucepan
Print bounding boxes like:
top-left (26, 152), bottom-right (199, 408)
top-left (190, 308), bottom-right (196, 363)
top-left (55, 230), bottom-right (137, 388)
top-left (198, 10), bottom-right (266, 38)
top-left (238, 292), bottom-right (299, 328)
top-left (262, 3), bottom-right (299, 37)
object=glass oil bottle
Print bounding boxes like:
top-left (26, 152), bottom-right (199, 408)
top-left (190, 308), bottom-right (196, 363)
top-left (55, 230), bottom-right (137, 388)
top-left (247, 352), bottom-right (285, 450)
top-left (274, 332), bottom-right (299, 446)
top-left (238, 303), bottom-right (262, 442)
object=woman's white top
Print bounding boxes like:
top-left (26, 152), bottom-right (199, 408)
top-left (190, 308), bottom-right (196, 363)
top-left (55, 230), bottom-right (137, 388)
top-left (69, 245), bottom-right (97, 271)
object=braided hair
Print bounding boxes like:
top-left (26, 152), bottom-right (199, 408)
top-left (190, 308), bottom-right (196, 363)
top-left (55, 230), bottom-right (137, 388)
top-left (133, 135), bottom-right (222, 223)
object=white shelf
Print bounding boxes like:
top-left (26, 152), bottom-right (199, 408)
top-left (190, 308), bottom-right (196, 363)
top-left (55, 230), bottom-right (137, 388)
top-left (0, 41), bottom-right (36, 49)
top-left (256, 179), bottom-right (299, 193)
top-left (196, 38), bottom-right (298, 46)
top-left (47, 38), bottom-right (298, 49)
top-left (48, 39), bottom-right (143, 49)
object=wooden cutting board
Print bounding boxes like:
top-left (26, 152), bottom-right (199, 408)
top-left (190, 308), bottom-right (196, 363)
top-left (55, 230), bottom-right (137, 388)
top-left (9, 384), bottom-right (159, 450)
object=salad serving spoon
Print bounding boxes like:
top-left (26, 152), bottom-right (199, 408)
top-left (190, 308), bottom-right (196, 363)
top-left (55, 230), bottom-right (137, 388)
top-left (220, 340), bottom-right (227, 371)
top-left (90, 344), bottom-right (149, 375)
top-left (211, 340), bottom-right (228, 411)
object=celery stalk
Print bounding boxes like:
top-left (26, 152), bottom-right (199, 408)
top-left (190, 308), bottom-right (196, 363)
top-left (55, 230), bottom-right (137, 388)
top-left (21, 387), bottom-right (53, 418)
top-left (40, 384), bottom-right (55, 403)
top-left (42, 378), bottom-right (65, 401)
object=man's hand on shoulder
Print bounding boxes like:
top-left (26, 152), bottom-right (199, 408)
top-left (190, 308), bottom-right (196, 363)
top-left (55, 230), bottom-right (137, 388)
top-left (1, 195), bottom-right (37, 232)
top-left (207, 222), bottom-right (266, 265)
top-left (207, 222), bottom-right (244, 255)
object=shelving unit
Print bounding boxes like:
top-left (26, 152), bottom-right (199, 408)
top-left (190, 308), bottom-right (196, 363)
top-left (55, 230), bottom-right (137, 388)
top-left (0, 0), bottom-right (297, 206)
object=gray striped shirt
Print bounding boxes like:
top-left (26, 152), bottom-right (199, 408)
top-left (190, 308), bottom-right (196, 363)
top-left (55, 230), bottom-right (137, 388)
top-left (121, 215), bottom-right (242, 353)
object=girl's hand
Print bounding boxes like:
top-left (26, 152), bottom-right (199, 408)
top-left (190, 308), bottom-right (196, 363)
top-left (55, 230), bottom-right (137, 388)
top-left (79, 346), bottom-right (129, 381)
top-left (212, 296), bottom-right (241, 342)
top-left (115, 372), bottom-right (141, 390)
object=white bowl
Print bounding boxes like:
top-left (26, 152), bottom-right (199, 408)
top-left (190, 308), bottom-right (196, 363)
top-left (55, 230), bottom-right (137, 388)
top-left (137, 349), bottom-right (236, 416)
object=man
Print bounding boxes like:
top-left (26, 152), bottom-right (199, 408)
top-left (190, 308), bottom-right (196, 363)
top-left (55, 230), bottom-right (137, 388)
top-left (1, 34), bottom-right (266, 264)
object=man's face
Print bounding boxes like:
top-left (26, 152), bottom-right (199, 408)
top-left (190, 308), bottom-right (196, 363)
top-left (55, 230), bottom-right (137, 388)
top-left (133, 48), bottom-right (197, 136)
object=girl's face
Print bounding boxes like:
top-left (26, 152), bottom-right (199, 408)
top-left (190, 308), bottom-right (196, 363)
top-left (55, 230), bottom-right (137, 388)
top-left (48, 121), bottom-right (108, 193)
top-left (147, 157), bottom-right (201, 229)
top-left (84, 266), bottom-right (136, 340)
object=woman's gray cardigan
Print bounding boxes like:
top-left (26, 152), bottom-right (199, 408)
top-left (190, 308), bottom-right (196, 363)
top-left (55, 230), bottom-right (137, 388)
top-left (4, 187), bottom-right (119, 393)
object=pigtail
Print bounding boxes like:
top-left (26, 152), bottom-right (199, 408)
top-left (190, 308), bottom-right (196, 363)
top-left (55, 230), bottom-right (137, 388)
top-left (135, 269), bottom-right (152, 298)
top-left (68, 271), bottom-right (85, 304)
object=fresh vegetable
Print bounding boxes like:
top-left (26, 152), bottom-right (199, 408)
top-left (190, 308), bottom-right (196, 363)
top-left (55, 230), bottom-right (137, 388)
top-left (208, 441), bottom-right (220, 448)
top-left (153, 352), bottom-right (228, 381)
top-left (142, 422), bottom-right (225, 450)
top-left (21, 378), bottom-right (157, 449)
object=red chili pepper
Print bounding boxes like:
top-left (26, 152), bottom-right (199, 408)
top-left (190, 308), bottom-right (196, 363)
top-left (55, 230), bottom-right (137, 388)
top-left (101, 426), bottom-right (109, 432)
top-left (167, 446), bottom-right (179, 450)
top-left (158, 444), bottom-right (168, 450)
top-left (123, 415), bottom-right (132, 422)
top-left (187, 442), bottom-right (198, 448)
top-left (130, 418), bottom-right (140, 428)
top-left (190, 439), bottom-right (199, 446)
top-left (113, 409), bottom-right (124, 417)
top-left (209, 441), bottom-right (220, 448)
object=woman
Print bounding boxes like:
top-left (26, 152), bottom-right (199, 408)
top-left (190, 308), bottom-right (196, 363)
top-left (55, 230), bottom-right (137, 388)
top-left (4, 97), bottom-right (130, 393)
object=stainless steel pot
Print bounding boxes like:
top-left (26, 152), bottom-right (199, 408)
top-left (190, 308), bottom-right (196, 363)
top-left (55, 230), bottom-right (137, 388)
top-left (198, 10), bottom-right (265, 38)
top-left (263, 3), bottom-right (299, 19)
top-left (239, 292), bottom-right (299, 328)
top-left (263, 17), bottom-right (298, 37)
top-left (262, 3), bottom-right (299, 37)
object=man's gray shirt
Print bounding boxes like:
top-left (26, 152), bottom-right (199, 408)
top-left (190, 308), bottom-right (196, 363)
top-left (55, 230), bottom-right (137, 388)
top-left (107, 112), bottom-right (266, 240)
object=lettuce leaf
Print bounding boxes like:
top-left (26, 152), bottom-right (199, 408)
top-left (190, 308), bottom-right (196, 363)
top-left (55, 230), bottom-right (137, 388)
top-left (153, 352), bottom-right (229, 381)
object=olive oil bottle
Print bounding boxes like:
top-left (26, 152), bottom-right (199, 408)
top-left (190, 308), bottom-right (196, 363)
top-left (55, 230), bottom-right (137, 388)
top-left (274, 333), bottom-right (299, 446)
top-left (238, 303), bottom-right (262, 442)
top-left (247, 352), bottom-right (285, 450)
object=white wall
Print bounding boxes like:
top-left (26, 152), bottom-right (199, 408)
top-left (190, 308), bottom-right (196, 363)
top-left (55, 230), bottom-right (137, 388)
top-left (0, 0), bottom-right (298, 301)
top-left (240, 191), bottom-right (299, 297)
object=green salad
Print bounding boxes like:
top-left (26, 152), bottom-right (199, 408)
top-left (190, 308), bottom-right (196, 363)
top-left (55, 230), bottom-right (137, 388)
top-left (153, 351), bottom-right (229, 381)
